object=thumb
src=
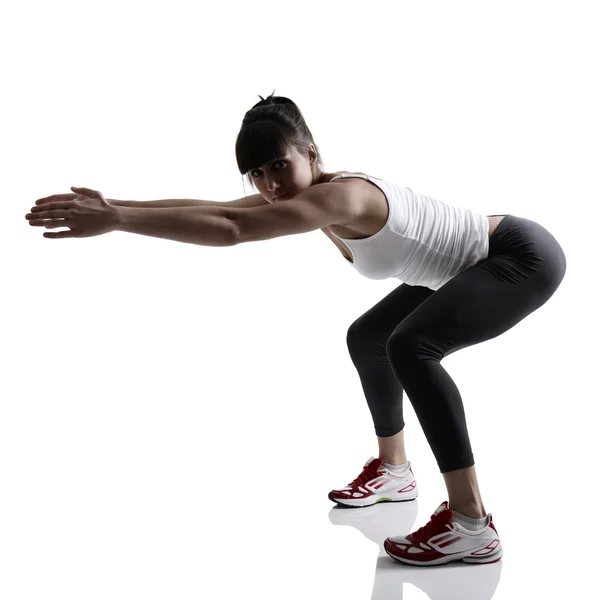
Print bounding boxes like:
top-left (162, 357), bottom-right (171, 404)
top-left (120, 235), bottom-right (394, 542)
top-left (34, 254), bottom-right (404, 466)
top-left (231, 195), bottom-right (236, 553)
top-left (71, 186), bottom-right (105, 201)
top-left (71, 186), bottom-right (92, 195)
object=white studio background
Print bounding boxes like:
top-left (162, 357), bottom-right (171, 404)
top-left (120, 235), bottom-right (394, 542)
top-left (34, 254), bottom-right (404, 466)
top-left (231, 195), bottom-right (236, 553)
top-left (1, 1), bottom-right (597, 599)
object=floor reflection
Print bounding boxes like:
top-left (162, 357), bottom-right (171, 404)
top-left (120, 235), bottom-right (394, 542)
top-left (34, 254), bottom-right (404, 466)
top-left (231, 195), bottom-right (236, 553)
top-left (329, 500), bottom-right (502, 600)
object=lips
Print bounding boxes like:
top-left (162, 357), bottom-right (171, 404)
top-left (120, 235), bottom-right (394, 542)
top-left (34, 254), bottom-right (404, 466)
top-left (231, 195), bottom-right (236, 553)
top-left (274, 192), bottom-right (290, 200)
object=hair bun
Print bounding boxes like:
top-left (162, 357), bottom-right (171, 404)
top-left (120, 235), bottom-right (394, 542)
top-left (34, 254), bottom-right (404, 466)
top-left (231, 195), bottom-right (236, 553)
top-left (252, 90), bottom-right (296, 110)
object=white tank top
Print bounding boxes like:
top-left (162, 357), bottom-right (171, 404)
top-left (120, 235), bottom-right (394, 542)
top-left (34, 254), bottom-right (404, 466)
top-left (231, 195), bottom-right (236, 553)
top-left (328, 173), bottom-right (490, 290)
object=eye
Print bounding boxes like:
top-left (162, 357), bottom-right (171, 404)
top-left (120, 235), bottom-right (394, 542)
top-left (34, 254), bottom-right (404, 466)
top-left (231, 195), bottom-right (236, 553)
top-left (251, 160), bottom-right (286, 178)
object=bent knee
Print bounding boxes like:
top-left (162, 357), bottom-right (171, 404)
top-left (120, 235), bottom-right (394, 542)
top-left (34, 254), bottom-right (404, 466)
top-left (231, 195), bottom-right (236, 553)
top-left (386, 331), bottom-right (429, 360)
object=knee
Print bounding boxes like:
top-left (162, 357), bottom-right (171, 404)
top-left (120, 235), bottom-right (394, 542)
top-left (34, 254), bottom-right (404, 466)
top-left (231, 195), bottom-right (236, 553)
top-left (346, 318), bottom-right (367, 358)
top-left (346, 317), bottom-right (385, 361)
top-left (385, 331), bottom-right (422, 362)
top-left (347, 319), bottom-right (424, 363)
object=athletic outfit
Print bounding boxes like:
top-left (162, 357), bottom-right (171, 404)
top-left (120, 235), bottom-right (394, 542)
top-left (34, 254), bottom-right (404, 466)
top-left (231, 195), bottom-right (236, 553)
top-left (328, 172), bottom-right (491, 290)
top-left (327, 173), bottom-right (567, 566)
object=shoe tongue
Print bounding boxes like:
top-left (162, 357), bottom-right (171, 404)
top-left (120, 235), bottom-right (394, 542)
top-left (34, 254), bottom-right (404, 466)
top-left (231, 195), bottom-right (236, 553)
top-left (434, 501), bottom-right (450, 515)
top-left (365, 457), bottom-right (384, 471)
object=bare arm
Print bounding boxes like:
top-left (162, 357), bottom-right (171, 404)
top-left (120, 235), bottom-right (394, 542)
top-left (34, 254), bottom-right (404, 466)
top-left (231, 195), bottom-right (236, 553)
top-left (112, 182), bottom-right (355, 247)
top-left (113, 205), bottom-right (237, 246)
top-left (108, 193), bottom-right (268, 209)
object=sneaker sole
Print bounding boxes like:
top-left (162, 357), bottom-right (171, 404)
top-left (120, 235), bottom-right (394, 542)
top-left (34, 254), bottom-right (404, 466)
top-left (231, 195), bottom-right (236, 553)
top-left (328, 489), bottom-right (418, 508)
top-left (384, 541), bottom-right (503, 566)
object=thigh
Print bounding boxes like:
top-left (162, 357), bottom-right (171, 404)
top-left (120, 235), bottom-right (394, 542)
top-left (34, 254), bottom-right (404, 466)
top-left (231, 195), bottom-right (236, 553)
top-left (390, 250), bottom-right (561, 359)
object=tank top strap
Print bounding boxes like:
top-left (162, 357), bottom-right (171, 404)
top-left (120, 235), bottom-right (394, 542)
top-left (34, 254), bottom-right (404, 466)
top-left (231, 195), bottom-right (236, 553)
top-left (330, 173), bottom-right (370, 183)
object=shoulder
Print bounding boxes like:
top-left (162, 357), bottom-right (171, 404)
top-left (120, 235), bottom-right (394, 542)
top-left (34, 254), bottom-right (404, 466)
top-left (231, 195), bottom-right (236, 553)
top-left (318, 176), bottom-right (374, 227)
top-left (327, 170), bottom-right (382, 181)
top-left (327, 172), bottom-right (383, 207)
top-left (324, 172), bottom-right (389, 233)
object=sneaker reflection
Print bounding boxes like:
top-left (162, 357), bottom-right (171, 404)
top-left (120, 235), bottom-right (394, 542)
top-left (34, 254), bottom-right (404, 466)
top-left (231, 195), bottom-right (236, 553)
top-left (328, 501), bottom-right (502, 600)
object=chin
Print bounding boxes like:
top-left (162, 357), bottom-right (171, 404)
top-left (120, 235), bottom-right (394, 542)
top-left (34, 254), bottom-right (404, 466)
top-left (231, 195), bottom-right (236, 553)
top-left (274, 192), bottom-right (295, 202)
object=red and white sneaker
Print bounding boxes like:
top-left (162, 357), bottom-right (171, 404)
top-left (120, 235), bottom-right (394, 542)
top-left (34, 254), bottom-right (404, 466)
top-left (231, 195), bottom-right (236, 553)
top-left (384, 501), bottom-right (503, 566)
top-left (328, 457), bottom-right (418, 508)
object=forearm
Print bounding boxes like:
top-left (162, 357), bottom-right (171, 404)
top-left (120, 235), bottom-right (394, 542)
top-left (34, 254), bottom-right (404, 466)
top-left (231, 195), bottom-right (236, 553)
top-left (113, 205), bottom-right (237, 247)
top-left (108, 198), bottom-right (217, 208)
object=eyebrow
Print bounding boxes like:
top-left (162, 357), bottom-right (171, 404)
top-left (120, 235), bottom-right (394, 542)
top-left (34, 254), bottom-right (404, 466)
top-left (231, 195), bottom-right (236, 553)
top-left (254, 157), bottom-right (285, 171)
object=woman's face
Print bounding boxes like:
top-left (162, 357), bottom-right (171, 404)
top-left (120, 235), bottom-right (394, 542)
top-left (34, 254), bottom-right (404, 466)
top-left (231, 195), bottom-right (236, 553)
top-left (249, 144), bottom-right (318, 203)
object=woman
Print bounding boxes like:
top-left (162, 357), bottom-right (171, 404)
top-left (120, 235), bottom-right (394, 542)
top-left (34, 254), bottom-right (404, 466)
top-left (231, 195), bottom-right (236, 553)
top-left (25, 92), bottom-right (567, 567)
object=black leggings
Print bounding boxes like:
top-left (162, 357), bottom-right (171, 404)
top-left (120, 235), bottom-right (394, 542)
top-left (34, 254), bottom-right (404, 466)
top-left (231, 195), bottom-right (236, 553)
top-left (346, 214), bottom-right (567, 473)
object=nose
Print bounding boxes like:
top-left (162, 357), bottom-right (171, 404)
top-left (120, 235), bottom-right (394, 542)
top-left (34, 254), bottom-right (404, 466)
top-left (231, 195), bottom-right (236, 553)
top-left (266, 179), bottom-right (281, 193)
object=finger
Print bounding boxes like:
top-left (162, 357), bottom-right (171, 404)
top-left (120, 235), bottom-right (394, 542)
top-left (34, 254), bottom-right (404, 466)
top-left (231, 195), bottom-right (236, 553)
top-left (30, 201), bottom-right (77, 213)
top-left (28, 217), bottom-right (69, 226)
top-left (43, 230), bottom-right (71, 239)
top-left (26, 209), bottom-right (69, 221)
top-left (35, 193), bottom-right (77, 205)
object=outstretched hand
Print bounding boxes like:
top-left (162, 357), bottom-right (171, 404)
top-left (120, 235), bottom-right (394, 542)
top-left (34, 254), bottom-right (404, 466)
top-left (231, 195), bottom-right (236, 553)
top-left (25, 186), bottom-right (119, 239)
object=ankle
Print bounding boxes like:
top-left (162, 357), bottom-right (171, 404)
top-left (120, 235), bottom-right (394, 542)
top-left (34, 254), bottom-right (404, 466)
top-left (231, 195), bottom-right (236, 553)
top-left (379, 456), bottom-right (408, 466)
top-left (448, 503), bottom-right (487, 519)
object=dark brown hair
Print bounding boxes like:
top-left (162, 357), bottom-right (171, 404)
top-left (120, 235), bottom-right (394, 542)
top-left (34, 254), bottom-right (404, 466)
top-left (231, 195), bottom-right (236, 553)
top-left (235, 90), bottom-right (324, 189)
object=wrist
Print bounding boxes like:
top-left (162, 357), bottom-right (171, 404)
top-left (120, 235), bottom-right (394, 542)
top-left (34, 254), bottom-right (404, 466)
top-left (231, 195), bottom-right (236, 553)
top-left (110, 204), bottom-right (125, 231)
